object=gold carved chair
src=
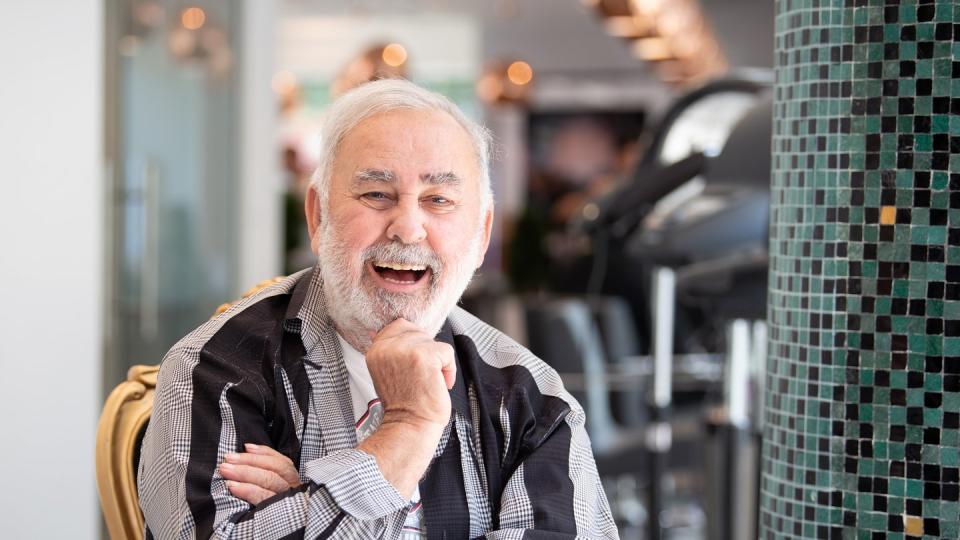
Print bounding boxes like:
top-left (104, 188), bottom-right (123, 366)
top-left (96, 277), bottom-right (285, 540)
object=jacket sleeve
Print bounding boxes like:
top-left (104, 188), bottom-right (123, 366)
top-left (138, 344), bottom-right (409, 540)
top-left (481, 405), bottom-right (619, 539)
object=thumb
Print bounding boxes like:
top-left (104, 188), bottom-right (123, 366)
top-left (440, 357), bottom-right (457, 390)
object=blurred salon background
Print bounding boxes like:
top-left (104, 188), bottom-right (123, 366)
top-left (8, 1), bottom-right (957, 539)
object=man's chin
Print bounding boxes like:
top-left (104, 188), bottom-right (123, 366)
top-left (334, 303), bottom-right (446, 353)
top-left (323, 273), bottom-right (454, 346)
top-left (340, 290), bottom-right (436, 329)
top-left (370, 298), bottom-right (448, 337)
top-left (371, 305), bottom-right (438, 333)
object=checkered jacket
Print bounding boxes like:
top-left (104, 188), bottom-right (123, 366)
top-left (139, 266), bottom-right (618, 539)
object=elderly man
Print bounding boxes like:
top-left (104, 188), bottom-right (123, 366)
top-left (139, 79), bottom-right (617, 539)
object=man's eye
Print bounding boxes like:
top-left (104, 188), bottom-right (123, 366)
top-left (424, 195), bottom-right (456, 208)
top-left (359, 192), bottom-right (394, 208)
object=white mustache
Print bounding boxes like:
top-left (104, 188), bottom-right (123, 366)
top-left (362, 241), bottom-right (442, 276)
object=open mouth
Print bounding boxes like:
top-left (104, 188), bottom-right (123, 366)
top-left (371, 261), bottom-right (430, 285)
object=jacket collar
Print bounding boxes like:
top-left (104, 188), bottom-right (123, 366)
top-left (435, 320), bottom-right (472, 421)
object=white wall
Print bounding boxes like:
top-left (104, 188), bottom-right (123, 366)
top-left (0, 1), bottom-right (103, 538)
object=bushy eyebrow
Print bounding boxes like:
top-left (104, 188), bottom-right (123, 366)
top-left (420, 171), bottom-right (462, 187)
top-left (351, 169), bottom-right (463, 188)
top-left (352, 169), bottom-right (396, 188)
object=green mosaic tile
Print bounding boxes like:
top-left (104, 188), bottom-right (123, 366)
top-left (763, 1), bottom-right (960, 538)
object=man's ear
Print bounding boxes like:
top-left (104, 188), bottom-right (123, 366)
top-left (305, 184), bottom-right (322, 255)
top-left (475, 205), bottom-right (495, 269)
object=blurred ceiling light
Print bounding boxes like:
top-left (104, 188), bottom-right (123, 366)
top-left (655, 60), bottom-right (689, 83)
top-left (476, 59), bottom-right (531, 105)
top-left (632, 37), bottom-right (672, 61)
top-left (629, 0), bottom-right (665, 16)
top-left (656, 5), bottom-right (695, 36)
top-left (588, 0), bottom-right (726, 85)
top-left (119, 35), bottom-right (141, 57)
top-left (507, 61), bottom-right (533, 85)
top-left (181, 6), bottom-right (206, 30)
top-left (158, 7), bottom-right (234, 77)
top-left (381, 43), bottom-right (408, 67)
top-left (476, 72), bottom-right (504, 104)
top-left (168, 26), bottom-right (197, 57)
top-left (200, 27), bottom-right (227, 49)
top-left (331, 43), bottom-right (408, 97)
top-left (671, 32), bottom-right (704, 58)
top-left (595, 0), bottom-right (633, 17)
top-left (134, 1), bottom-right (163, 27)
top-left (706, 42), bottom-right (725, 65)
top-left (348, 57), bottom-right (375, 80)
top-left (210, 47), bottom-right (233, 76)
top-left (701, 45), bottom-right (728, 74)
top-left (332, 57), bottom-right (372, 96)
top-left (272, 70), bottom-right (298, 95)
top-left (604, 15), bottom-right (650, 38)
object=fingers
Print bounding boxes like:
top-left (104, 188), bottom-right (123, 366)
top-left (243, 443), bottom-right (282, 456)
top-left (219, 462), bottom-right (289, 493)
top-left (439, 346), bottom-right (457, 389)
top-left (224, 455), bottom-right (299, 487)
top-left (370, 319), bottom-right (457, 388)
top-left (372, 319), bottom-right (451, 354)
top-left (373, 318), bottom-right (423, 342)
top-left (225, 480), bottom-right (275, 505)
top-left (225, 445), bottom-right (300, 487)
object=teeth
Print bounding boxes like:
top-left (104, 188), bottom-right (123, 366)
top-left (374, 261), bottom-right (427, 271)
top-left (382, 276), bottom-right (415, 284)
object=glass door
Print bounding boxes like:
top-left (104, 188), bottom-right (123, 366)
top-left (105, 0), bottom-right (240, 384)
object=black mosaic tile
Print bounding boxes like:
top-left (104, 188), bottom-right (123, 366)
top-left (765, 1), bottom-right (960, 538)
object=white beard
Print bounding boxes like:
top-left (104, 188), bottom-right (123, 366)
top-left (316, 218), bottom-right (483, 352)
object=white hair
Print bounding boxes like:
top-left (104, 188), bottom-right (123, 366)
top-left (310, 78), bottom-right (494, 215)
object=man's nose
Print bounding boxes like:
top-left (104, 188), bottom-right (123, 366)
top-left (385, 198), bottom-right (427, 244)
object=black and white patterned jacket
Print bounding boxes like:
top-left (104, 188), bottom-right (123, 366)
top-left (139, 266), bottom-right (618, 539)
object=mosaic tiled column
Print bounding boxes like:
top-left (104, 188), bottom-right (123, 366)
top-left (764, 1), bottom-right (960, 538)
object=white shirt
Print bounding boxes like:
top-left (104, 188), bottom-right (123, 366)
top-left (338, 334), bottom-right (426, 538)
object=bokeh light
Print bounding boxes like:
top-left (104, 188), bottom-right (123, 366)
top-left (181, 7), bottom-right (206, 30)
top-left (507, 60), bottom-right (533, 85)
top-left (381, 43), bottom-right (408, 67)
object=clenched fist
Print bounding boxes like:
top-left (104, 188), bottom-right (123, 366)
top-left (365, 318), bottom-right (456, 431)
